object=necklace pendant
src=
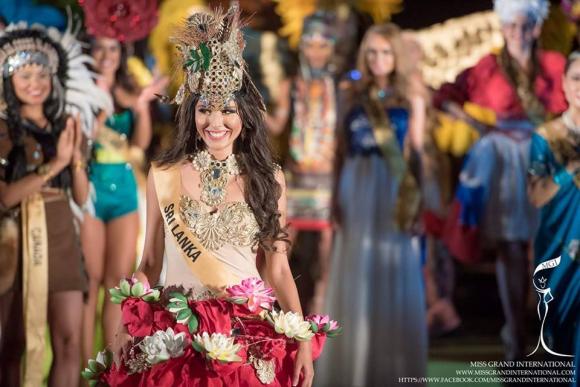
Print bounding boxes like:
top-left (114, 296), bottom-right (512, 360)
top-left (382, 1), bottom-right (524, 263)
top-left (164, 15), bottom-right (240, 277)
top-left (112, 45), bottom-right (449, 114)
top-left (192, 150), bottom-right (241, 207)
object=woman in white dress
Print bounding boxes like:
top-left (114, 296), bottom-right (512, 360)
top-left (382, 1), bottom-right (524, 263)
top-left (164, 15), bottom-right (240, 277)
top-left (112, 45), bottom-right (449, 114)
top-left (106, 5), bottom-right (324, 387)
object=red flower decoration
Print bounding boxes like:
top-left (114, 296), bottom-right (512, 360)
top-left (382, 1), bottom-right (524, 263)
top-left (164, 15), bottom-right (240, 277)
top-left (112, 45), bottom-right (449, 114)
top-left (79, 0), bottom-right (158, 43)
top-left (122, 298), bottom-right (154, 336)
top-left (189, 299), bottom-right (233, 334)
top-left (235, 319), bottom-right (287, 360)
top-left (152, 309), bottom-right (175, 332)
top-left (121, 299), bottom-right (177, 337)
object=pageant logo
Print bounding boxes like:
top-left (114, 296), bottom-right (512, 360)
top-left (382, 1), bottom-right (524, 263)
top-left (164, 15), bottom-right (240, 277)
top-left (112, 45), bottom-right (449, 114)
top-left (528, 256), bottom-right (573, 358)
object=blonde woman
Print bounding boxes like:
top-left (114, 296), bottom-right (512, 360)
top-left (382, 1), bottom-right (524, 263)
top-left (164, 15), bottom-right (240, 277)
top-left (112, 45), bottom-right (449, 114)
top-left (316, 23), bottom-right (427, 386)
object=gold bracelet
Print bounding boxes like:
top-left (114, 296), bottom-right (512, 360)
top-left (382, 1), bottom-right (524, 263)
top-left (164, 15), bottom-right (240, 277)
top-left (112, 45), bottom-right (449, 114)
top-left (73, 159), bottom-right (86, 172)
top-left (36, 163), bottom-right (53, 183)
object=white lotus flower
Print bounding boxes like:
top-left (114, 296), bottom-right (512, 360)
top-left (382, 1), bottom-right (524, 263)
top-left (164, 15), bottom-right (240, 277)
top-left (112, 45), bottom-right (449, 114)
top-left (270, 310), bottom-right (314, 341)
top-left (140, 333), bottom-right (169, 365)
top-left (162, 328), bottom-right (187, 358)
top-left (95, 350), bottom-right (112, 368)
top-left (193, 332), bottom-right (242, 362)
top-left (139, 328), bottom-right (186, 364)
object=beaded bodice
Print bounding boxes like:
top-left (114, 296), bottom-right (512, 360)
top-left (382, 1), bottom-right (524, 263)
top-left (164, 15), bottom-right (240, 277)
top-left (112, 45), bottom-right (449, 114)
top-left (179, 195), bottom-right (259, 251)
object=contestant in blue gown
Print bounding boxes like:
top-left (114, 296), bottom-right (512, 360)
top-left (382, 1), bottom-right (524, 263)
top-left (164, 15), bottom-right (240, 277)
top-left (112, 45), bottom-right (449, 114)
top-left (528, 52), bottom-right (580, 378)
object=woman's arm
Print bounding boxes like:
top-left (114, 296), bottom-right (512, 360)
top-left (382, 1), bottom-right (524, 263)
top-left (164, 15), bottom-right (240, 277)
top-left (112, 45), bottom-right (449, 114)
top-left (133, 169), bottom-right (165, 285)
top-left (331, 81), bottom-right (354, 227)
top-left (112, 168), bottom-right (164, 365)
top-left (0, 160), bottom-right (66, 208)
top-left (527, 174), bottom-right (559, 207)
top-left (131, 100), bottom-right (153, 150)
top-left (265, 78), bottom-right (291, 136)
top-left (407, 73), bottom-right (428, 153)
top-left (527, 131), bottom-right (563, 208)
top-left (128, 77), bottom-right (169, 150)
top-left (263, 170), bottom-right (302, 314)
top-left (70, 116), bottom-right (90, 206)
top-left (263, 170), bottom-right (313, 387)
top-left (330, 129), bottom-right (345, 227)
top-left (408, 93), bottom-right (427, 154)
top-left (527, 158), bottom-right (579, 207)
top-left (111, 171), bottom-right (164, 365)
top-left (0, 122), bottom-right (74, 209)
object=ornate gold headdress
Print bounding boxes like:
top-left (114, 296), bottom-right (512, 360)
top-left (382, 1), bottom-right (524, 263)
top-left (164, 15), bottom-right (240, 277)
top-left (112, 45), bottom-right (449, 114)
top-left (171, 2), bottom-right (248, 109)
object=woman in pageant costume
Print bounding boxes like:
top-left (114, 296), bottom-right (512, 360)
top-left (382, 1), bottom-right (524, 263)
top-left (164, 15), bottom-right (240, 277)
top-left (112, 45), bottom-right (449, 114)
top-left (87, 5), bottom-right (336, 387)
top-left (267, 12), bottom-right (338, 314)
top-left (79, 0), bottom-right (168, 361)
top-left (528, 51), bottom-right (579, 370)
top-left (0, 23), bottom-right (110, 386)
top-left (316, 23), bottom-right (427, 387)
top-left (433, 0), bottom-right (567, 360)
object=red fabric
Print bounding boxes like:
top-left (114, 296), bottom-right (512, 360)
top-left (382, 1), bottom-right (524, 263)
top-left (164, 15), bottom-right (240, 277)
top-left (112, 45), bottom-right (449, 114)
top-left (122, 299), bottom-right (175, 337)
top-left (104, 335), bottom-right (326, 387)
top-left (433, 51), bottom-right (567, 117)
top-left (288, 218), bottom-right (332, 231)
top-left (442, 201), bottom-right (482, 264)
top-left (190, 299), bottom-right (235, 335)
top-left (422, 211), bottom-right (446, 238)
top-left (105, 297), bottom-right (328, 386)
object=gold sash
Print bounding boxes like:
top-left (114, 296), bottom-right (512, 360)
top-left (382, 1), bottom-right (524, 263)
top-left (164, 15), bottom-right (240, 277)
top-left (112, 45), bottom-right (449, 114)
top-left (363, 95), bottom-right (421, 231)
top-left (151, 163), bottom-right (239, 291)
top-left (21, 193), bottom-right (48, 387)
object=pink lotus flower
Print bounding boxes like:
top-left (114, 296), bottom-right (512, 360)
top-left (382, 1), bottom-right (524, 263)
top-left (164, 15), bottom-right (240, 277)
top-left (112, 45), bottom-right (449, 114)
top-left (110, 275), bottom-right (161, 304)
top-left (308, 314), bottom-right (339, 332)
top-left (128, 274), bottom-right (149, 288)
top-left (226, 278), bottom-right (275, 312)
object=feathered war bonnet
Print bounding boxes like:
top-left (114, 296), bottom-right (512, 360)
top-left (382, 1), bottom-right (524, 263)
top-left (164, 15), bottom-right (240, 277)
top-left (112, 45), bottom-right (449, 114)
top-left (493, 0), bottom-right (550, 25)
top-left (0, 21), bottom-right (112, 137)
top-left (170, 2), bottom-right (262, 110)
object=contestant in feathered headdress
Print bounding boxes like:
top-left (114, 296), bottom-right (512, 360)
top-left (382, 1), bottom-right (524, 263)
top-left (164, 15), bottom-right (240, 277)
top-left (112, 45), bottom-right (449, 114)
top-left (0, 21), bottom-right (112, 137)
top-left (493, 0), bottom-right (549, 25)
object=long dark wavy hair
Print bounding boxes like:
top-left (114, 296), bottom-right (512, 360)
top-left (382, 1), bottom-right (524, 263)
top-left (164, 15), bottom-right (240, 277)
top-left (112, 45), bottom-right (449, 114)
top-left (1, 30), bottom-right (69, 187)
top-left (156, 73), bottom-right (286, 248)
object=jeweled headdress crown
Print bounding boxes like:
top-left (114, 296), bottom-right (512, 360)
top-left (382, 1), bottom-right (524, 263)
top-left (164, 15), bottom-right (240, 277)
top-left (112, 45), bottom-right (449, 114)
top-left (171, 3), bottom-right (248, 109)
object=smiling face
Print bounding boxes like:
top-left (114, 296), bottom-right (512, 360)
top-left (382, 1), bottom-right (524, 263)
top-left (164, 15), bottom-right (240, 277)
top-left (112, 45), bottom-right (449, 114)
top-left (91, 37), bottom-right (121, 77)
top-left (11, 63), bottom-right (51, 106)
top-left (564, 58), bottom-right (580, 110)
top-left (364, 33), bottom-right (395, 79)
top-left (195, 98), bottom-right (242, 158)
top-left (501, 13), bottom-right (540, 56)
